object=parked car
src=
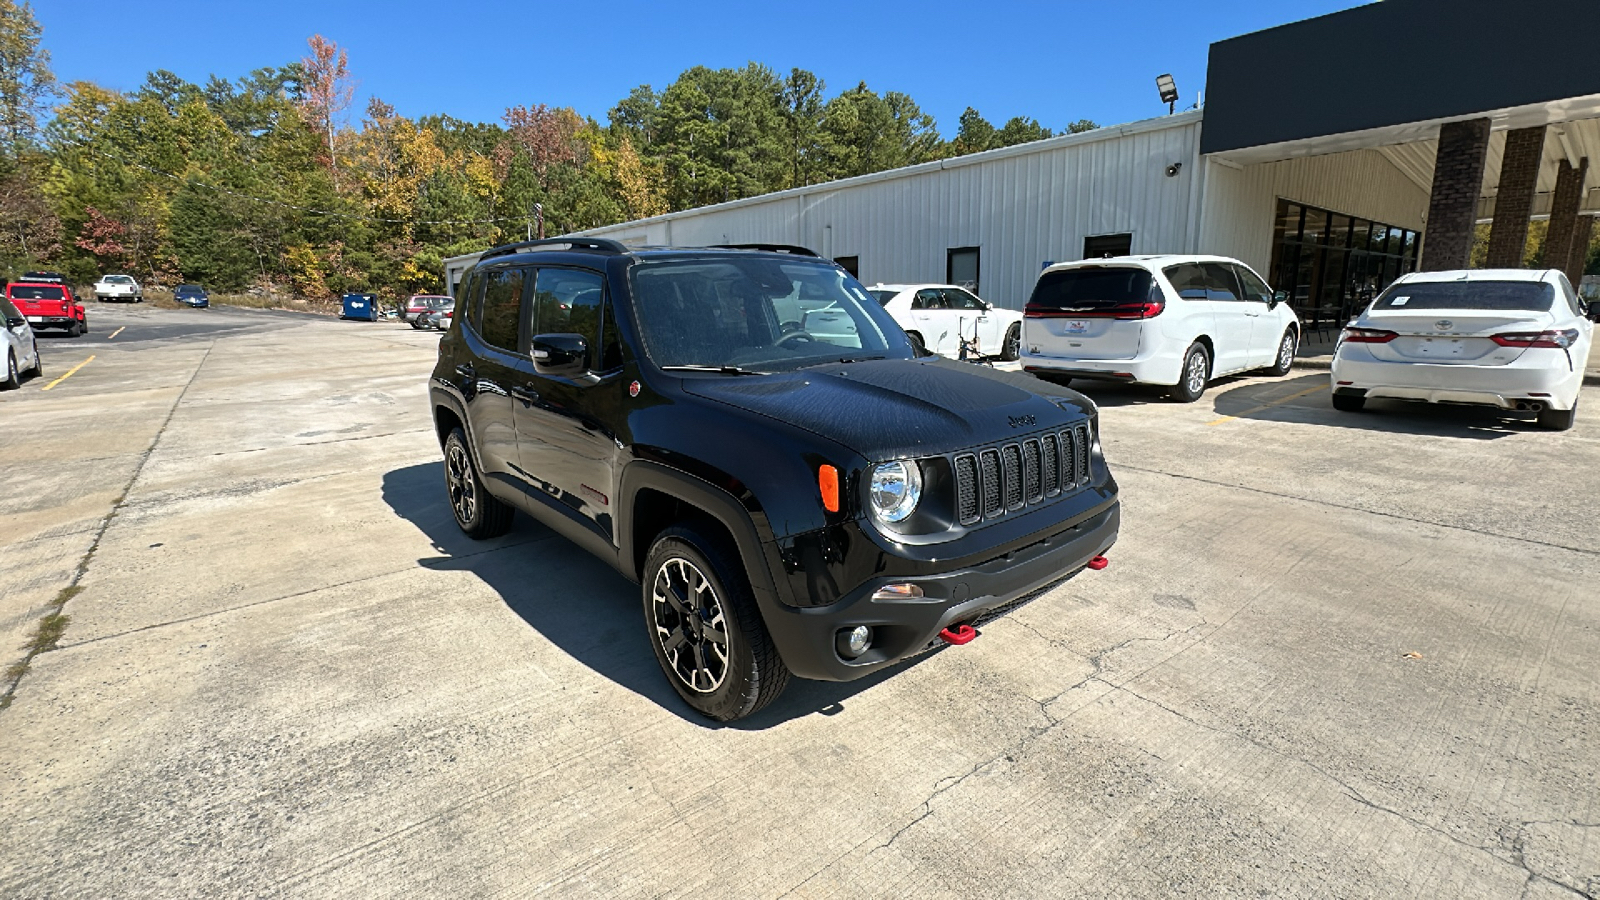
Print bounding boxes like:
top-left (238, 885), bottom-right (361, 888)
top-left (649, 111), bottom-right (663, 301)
top-left (6, 281), bottom-right (88, 336)
top-left (340, 293), bottom-right (380, 321)
top-left (417, 299), bottom-right (456, 331)
top-left (173, 284), bottom-right (210, 308)
top-left (1, 295), bottom-right (43, 389)
top-left (868, 283), bottom-right (1022, 360)
top-left (432, 239), bottom-right (1119, 721)
top-left (403, 293), bottom-right (449, 323)
top-left (93, 274), bottom-right (143, 302)
top-left (20, 271), bottom-right (64, 284)
top-left (1330, 268), bottom-right (1597, 431)
top-left (1019, 255), bottom-right (1300, 402)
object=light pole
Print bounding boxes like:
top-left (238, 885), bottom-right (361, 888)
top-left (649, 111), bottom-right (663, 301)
top-left (1156, 74), bottom-right (1179, 115)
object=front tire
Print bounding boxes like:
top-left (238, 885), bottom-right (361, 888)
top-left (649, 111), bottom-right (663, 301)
top-left (1537, 401), bottom-right (1576, 431)
top-left (26, 349), bottom-right (42, 378)
top-left (1264, 329), bottom-right (1296, 376)
top-left (1332, 393), bottom-right (1366, 412)
top-left (2, 351), bottom-right (18, 390)
top-left (1000, 323), bottom-right (1021, 361)
top-left (1168, 343), bottom-right (1210, 403)
top-left (643, 526), bottom-right (790, 722)
top-left (443, 427), bottom-right (514, 539)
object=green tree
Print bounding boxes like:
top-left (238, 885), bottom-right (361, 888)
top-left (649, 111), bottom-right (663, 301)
top-left (995, 116), bottom-right (1052, 147)
top-left (0, 0), bottom-right (52, 159)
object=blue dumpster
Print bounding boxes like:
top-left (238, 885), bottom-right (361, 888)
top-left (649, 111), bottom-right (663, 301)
top-left (340, 293), bottom-right (379, 321)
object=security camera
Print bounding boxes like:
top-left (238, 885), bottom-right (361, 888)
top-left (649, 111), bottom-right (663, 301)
top-left (1165, 162), bottom-right (1183, 177)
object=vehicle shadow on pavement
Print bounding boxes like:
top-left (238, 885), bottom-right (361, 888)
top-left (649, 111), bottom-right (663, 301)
top-left (1046, 380), bottom-right (1170, 407)
top-left (381, 463), bottom-right (915, 729)
top-left (1209, 374), bottom-right (1531, 439)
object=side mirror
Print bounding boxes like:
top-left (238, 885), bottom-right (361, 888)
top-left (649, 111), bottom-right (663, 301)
top-left (532, 333), bottom-right (588, 376)
top-left (6, 316), bottom-right (25, 329)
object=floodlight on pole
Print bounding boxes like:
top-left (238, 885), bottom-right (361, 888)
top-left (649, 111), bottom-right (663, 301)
top-left (1156, 74), bottom-right (1179, 115)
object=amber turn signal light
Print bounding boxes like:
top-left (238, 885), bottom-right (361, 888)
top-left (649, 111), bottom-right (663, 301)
top-left (818, 464), bottom-right (840, 513)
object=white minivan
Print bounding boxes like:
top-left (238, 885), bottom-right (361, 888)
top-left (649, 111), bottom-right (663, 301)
top-left (1020, 255), bottom-right (1301, 401)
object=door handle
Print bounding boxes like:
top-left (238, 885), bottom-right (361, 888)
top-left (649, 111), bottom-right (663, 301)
top-left (512, 384), bottom-right (540, 405)
top-left (456, 362), bottom-right (476, 380)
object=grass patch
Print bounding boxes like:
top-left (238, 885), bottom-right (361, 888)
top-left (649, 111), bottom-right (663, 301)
top-left (141, 289), bottom-right (342, 316)
top-left (1, 584), bottom-right (85, 708)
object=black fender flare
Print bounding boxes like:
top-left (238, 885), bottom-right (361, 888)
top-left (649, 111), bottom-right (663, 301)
top-left (617, 460), bottom-right (780, 610)
top-left (429, 382), bottom-right (493, 479)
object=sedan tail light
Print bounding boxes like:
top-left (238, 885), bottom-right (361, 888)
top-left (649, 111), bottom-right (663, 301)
top-left (1340, 327), bottom-right (1398, 344)
top-left (1490, 329), bottom-right (1579, 349)
top-left (1025, 300), bottom-right (1165, 320)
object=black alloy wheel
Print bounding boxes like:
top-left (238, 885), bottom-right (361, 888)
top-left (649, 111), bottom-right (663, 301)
top-left (1265, 329), bottom-right (1296, 377)
top-left (1168, 343), bottom-right (1210, 403)
top-left (1001, 323), bottom-right (1021, 361)
top-left (443, 428), bottom-right (514, 538)
top-left (643, 527), bottom-right (790, 722)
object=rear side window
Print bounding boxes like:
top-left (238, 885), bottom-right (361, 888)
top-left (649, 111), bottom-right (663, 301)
top-left (1162, 264), bottom-right (1209, 301)
top-left (9, 286), bottom-right (64, 301)
top-left (479, 268), bottom-right (526, 351)
top-left (1373, 281), bottom-right (1554, 312)
top-left (1030, 267), bottom-right (1157, 311)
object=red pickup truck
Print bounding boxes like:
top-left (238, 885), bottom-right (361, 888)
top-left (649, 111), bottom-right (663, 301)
top-left (6, 281), bottom-right (88, 336)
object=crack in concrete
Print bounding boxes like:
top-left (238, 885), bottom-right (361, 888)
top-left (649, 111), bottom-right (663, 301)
top-left (1115, 462), bottom-right (1600, 559)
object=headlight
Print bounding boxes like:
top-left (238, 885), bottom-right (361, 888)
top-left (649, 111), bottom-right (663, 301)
top-left (868, 461), bottom-right (922, 523)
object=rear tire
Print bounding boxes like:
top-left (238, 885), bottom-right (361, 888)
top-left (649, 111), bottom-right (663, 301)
top-left (1167, 343), bottom-right (1210, 403)
top-left (443, 427), bottom-right (514, 539)
top-left (1264, 328), bottom-right (1296, 377)
top-left (1000, 323), bottom-right (1021, 361)
top-left (644, 526), bottom-right (790, 722)
top-left (1332, 393), bottom-right (1366, 412)
top-left (2, 351), bottom-right (18, 390)
top-left (1536, 402), bottom-right (1576, 431)
top-left (66, 321), bottom-right (81, 337)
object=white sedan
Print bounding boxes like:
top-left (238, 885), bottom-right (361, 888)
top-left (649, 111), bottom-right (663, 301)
top-left (867, 283), bottom-right (1022, 360)
top-left (1331, 268), bottom-right (1596, 431)
top-left (94, 274), bottom-right (143, 302)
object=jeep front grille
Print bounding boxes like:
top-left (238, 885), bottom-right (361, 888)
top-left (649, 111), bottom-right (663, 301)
top-left (953, 423), bottom-right (1092, 527)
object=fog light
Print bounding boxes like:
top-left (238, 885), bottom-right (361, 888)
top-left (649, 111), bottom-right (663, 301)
top-left (837, 625), bottom-right (873, 659)
top-left (870, 583), bottom-right (924, 601)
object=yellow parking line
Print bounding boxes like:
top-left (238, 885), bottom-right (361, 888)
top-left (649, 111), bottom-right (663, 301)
top-left (108, 326), bottom-right (125, 339)
top-left (1206, 384), bottom-right (1328, 426)
top-left (43, 355), bottom-right (95, 391)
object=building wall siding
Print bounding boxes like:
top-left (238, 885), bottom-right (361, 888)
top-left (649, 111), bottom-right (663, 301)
top-left (1198, 148), bottom-right (1431, 277)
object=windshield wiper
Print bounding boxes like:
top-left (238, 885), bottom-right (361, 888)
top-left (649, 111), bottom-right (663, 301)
top-left (802, 355), bottom-right (886, 368)
top-left (659, 364), bottom-right (767, 376)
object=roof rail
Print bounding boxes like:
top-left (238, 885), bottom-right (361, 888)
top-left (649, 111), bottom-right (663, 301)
top-left (479, 237), bottom-right (629, 261)
top-left (707, 243), bottom-right (821, 257)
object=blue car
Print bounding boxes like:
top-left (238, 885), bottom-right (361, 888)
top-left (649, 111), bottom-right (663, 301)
top-left (173, 284), bottom-right (209, 308)
top-left (340, 293), bottom-right (379, 321)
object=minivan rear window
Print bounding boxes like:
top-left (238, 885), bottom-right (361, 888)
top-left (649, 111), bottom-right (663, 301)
top-left (1028, 267), bottom-right (1157, 311)
top-left (1373, 281), bottom-right (1553, 312)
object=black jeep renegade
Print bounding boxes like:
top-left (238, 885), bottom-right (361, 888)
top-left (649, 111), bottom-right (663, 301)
top-left (430, 239), bottom-right (1120, 721)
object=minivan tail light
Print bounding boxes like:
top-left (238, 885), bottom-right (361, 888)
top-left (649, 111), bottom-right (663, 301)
top-left (1491, 330), bottom-right (1579, 349)
top-left (1341, 327), bottom-right (1398, 344)
top-left (1024, 300), bottom-right (1164, 320)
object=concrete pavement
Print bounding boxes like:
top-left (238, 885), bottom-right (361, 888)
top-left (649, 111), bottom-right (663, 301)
top-left (1, 305), bottom-right (1596, 898)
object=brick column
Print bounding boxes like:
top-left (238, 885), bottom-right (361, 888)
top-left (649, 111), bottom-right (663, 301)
top-left (1544, 157), bottom-right (1589, 276)
top-left (1485, 126), bottom-right (1546, 268)
top-left (1421, 118), bottom-right (1491, 272)
top-left (1567, 214), bottom-right (1595, 282)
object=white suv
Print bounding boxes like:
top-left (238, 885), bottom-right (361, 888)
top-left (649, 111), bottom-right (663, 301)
top-left (1020, 255), bottom-right (1300, 401)
top-left (867, 283), bottom-right (1023, 360)
top-left (94, 274), bottom-right (143, 302)
top-left (1331, 268), bottom-right (1596, 431)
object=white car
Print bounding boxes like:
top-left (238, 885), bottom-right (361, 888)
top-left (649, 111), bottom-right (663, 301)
top-left (1, 295), bottom-right (43, 390)
top-left (867, 283), bottom-right (1022, 360)
top-left (94, 274), bottom-right (143, 302)
top-left (1019, 255), bottom-right (1301, 401)
top-left (1330, 268), bottom-right (1596, 431)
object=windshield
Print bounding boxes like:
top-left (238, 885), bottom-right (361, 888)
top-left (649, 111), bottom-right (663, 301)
top-left (868, 289), bottom-right (898, 306)
top-left (10, 285), bottom-right (64, 300)
top-left (176, 285), bottom-right (201, 292)
top-left (1029, 267), bottom-right (1158, 310)
top-left (629, 257), bottom-right (912, 370)
top-left (1372, 280), bottom-right (1555, 312)
top-left (103, 275), bottom-right (133, 284)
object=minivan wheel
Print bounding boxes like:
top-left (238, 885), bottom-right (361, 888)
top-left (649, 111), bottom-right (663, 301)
top-left (1001, 323), bottom-right (1021, 361)
top-left (1536, 401), bottom-right (1576, 431)
top-left (643, 526), bottom-right (790, 722)
top-left (1265, 329), bottom-right (1296, 377)
top-left (1168, 343), bottom-right (1210, 403)
top-left (443, 427), bottom-right (514, 539)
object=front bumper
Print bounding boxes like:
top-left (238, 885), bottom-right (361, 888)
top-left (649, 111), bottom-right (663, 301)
top-left (759, 502), bottom-right (1119, 681)
top-left (1332, 348), bottom-right (1581, 410)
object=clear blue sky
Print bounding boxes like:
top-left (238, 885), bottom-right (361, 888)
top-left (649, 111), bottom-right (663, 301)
top-left (38, 0), bottom-right (1368, 136)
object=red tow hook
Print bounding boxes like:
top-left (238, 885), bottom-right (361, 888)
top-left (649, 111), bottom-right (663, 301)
top-left (939, 624), bottom-right (979, 645)
top-left (1087, 555), bottom-right (1109, 571)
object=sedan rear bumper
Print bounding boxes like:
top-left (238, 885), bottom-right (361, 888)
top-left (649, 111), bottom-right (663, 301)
top-left (1332, 348), bottom-right (1581, 410)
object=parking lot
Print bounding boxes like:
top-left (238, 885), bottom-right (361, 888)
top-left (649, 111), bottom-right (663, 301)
top-left (2, 303), bottom-right (1597, 898)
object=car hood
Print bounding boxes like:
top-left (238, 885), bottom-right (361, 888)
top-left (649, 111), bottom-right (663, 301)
top-left (682, 357), bottom-right (1093, 459)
